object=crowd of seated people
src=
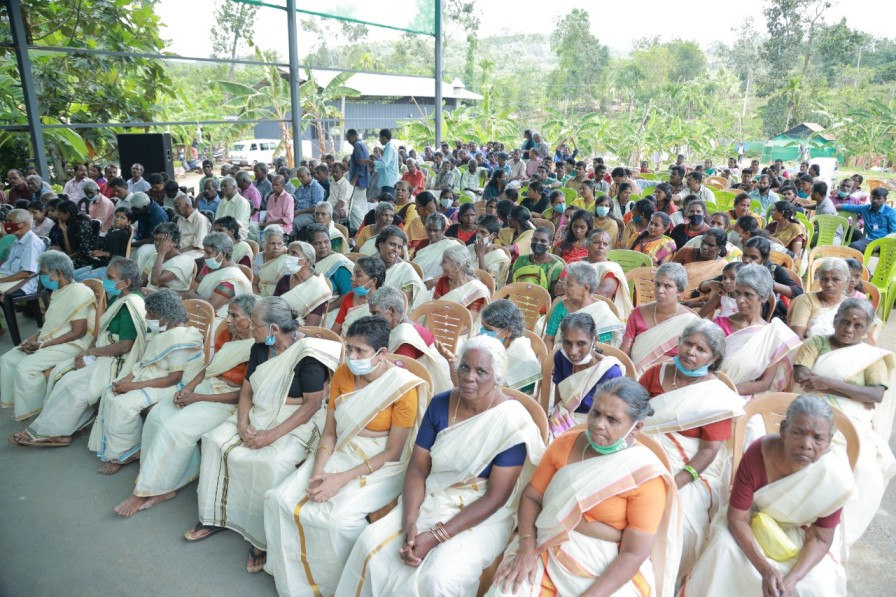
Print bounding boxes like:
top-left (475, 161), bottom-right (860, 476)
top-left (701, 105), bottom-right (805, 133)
top-left (1, 137), bottom-right (894, 596)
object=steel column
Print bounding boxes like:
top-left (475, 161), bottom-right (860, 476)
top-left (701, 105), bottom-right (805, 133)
top-left (6, 0), bottom-right (48, 176)
top-left (434, 0), bottom-right (443, 148)
top-left (285, 0), bottom-right (303, 164)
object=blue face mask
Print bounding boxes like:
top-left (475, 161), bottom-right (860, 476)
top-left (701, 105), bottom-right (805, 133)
top-left (353, 284), bottom-right (370, 297)
top-left (554, 203), bottom-right (565, 214)
top-left (797, 191), bottom-right (809, 199)
top-left (40, 274), bottom-right (58, 291)
top-left (102, 277), bottom-right (122, 297)
top-left (264, 324), bottom-right (276, 346)
top-left (673, 355), bottom-right (710, 378)
top-left (479, 327), bottom-right (499, 339)
top-left (584, 423), bottom-right (637, 456)
top-left (204, 255), bottom-right (222, 270)
top-left (837, 190), bottom-right (849, 198)
top-left (633, 216), bottom-right (643, 224)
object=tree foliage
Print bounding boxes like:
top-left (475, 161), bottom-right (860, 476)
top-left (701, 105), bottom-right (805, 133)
top-left (547, 9), bottom-right (609, 109)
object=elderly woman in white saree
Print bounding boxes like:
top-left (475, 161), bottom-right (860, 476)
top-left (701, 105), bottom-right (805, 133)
top-left (186, 297), bottom-right (342, 574)
top-left (488, 378), bottom-right (680, 597)
top-left (544, 262), bottom-right (624, 352)
top-left (586, 228), bottom-right (634, 320)
top-left (335, 336), bottom-right (545, 597)
top-left (378, 225), bottom-right (427, 311)
top-left (355, 202), bottom-right (395, 256)
top-left (264, 316), bottom-right (429, 597)
top-left (212, 216), bottom-right (253, 267)
top-left (638, 320), bottom-right (745, 583)
top-left (252, 227), bottom-right (289, 297)
top-left (432, 243), bottom-right (491, 314)
top-left (793, 298), bottom-right (896, 546)
top-left (9, 258), bottom-right (145, 446)
top-left (87, 289), bottom-right (205, 475)
top-left (138, 222), bottom-right (196, 292)
top-left (273, 241), bottom-right (332, 327)
top-left (413, 212), bottom-right (455, 284)
top-left (790, 257), bottom-right (852, 340)
top-left (0, 250), bottom-right (96, 421)
top-left (308, 223), bottom-right (354, 324)
top-left (112, 295), bottom-right (258, 517)
top-left (471, 214), bottom-right (512, 290)
top-left (368, 286), bottom-right (453, 394)
top-left (620, 262), bottom-right (699, 376)
top-left (684, 396), bottom-right (856, 597)
top-left (713, 264), bottom-right (801, 397)
top-left (183, 232), bottom-right (253, 321)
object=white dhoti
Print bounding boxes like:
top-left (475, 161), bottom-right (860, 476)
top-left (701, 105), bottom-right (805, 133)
top-left (0, 344), bottom-right (84, 420)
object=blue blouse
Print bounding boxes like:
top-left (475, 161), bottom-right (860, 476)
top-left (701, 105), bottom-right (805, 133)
top-left (552, 353), bottom-right (623, 413)
top-left (415, 391), bottom-right (527, 478)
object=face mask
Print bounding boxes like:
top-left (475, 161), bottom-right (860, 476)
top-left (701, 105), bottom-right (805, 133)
top-left (204, 255), bottom-right (222, 270)
top-left (837, 190), bottom-right (848, 198)
top-left (554, 203), bottom-right (565, 214)
top-left (585, 423), bottom-right (637, 456)
top-left (531, 243), bottom-right (548, 256)
top-left (673, 355), bottom-right (710, 378)
top-left (561, 345), bottom-right (593, 366)
top-left (596, 206), bottom-right (610, 217)
top-left (346, 351), bottom-right (380, 376)
top-left (40, 274), bottom-right (59, 291)
top-left (797, 191), bottom-right (809, 198)
top-left (633, 216), bottom-right (642, 224)
top-left (102, 277), bottom-right (122, 297)
top-left (264, 324), bottom-right (276, 346)
top-left (282, 255), bottom-right (302, 275)
top-left (86, 194), bottom-right (98, 202)
top-left (688, 214), bottom-right (705, 226)
top-left (441, 198), bottom-right (453, 209)
top-left (479, 327), bottom-right (499, 339)
top-left (146, 319), bottom-right (166, 333)
top-left (352, 283), bottom-right (371, 297)
top-left (3, 221), bottom-right (21, 234)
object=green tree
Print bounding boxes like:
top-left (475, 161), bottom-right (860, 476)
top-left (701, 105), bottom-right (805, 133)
top-left (211, 0), bottom-right (258, 80)
top-left (547, 9), bottom-right (609, 110)
top-left (299, 68), bottom-right (360, 155)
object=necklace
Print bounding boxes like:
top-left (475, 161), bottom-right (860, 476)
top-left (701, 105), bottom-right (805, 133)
top-left (451, 388), bottom-right (498, 425)
top-left (670, 363), bottom-right (680, 389)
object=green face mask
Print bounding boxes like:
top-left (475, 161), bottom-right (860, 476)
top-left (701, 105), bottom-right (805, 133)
top-left (585, 423), bottom-right (637, 455)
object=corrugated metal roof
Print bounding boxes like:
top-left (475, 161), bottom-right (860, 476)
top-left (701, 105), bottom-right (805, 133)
top-left (279, 68), bottom-right (483, 101)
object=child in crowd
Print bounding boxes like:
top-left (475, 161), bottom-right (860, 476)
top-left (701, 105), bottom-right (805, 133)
top-left (844, 257), bottom-right (867, 299)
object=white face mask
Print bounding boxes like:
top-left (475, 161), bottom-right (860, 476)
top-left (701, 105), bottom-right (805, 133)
top-left (346, 350), bottom-right (381, 376)
top-left (561, 343), bottom-right (594, 366)
top-left (146, 319), bottom-right (167, 334)
top-left (283, 255), bottom-right (302, 275)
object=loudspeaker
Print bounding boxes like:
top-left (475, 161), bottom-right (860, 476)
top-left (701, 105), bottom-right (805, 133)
top-left (116, 133), bottom-right (174, 180)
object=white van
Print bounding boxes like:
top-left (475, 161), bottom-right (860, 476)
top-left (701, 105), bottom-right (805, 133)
top-left (229, 139), bottom-right (281, 167)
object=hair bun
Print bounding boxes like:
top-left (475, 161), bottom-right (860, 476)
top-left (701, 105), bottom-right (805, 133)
top-left (290, 308), bottom-right (299, 320)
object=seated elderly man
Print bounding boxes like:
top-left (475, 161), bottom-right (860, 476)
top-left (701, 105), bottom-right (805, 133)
top-left (328, 162), bottom-right (353, 220)
top-left (0, 208), bottom-right (45, 301)
top-left (258, 175), bottom-right (294, 236)
top-left (215, 175), bottom-right (252, 239)
top-left (367, 285), bottom-right (451, 393)
top-left (84, 180), bottom-right (115, 234)
top-left (292, 166), bottom-right (325, 236)
top-left (26, 175), bottom-right (52, 201)
top-left (174, 194), bottom-right (211, 256)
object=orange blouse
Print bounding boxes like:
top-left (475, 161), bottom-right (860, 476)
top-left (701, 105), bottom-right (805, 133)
top-left (529, 431), bottom-right (666, 533)
top-left (215, 328), bottom-right (249, 388)
top-left (328, 364), bottom-right (418, 432)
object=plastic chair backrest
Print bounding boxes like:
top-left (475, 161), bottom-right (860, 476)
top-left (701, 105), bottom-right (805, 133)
top-left (768, 251), bottom-right (794, 271)
top-left (608, 249), bottom-right (653, 273)
top-left (625, 267), bottom-right (657, 306)
top-left (502, 387), bottom-right (549, 444)
top-left (635, 431), bottom-right (673, 472)
top-left (794, 211), bottom-right (813, 247)
top-left (810, 214), bottom-right (852, 247)
top-left (409, 299), bottom-right (473, 354)
top-left (807, 245), bottom-right (863, 273)
top-left (183, 298), bottom-right (216, 364)
top-left (474, 269), bottom-right (495, 296)
top-left (408, 260), bottom-right (425, 281)
top-left (491, 282), bottom-right (552, 332)
top-left (299, 326), bottom-right (344, 360)
top-left (344, 252), bottom-right (365, 263)
top-left (531, 218), bottom-right (555, 235)
top-left (238, 264), bottom-right (253, 283)
top-left (595, 342), bottom-right (636, 379)
top-left (864, 237), bottom-right (896, 290)
top-left (246, 239), bottom-right (260, 258)
top-left (712, 190), bottom-right (737, 213)
top-left (560, 187), bottom-right (577, 203)
top-left (731, 393), bottom-right (859, 476)
top-left (385, 354), bottom-right (434, 404)
top-left (521, 329), bottom-right (552, 411)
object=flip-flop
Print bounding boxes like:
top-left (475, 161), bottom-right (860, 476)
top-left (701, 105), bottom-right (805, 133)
top-left (183, 522), bottom-right (225, 542)
top-left (246, 547), bottom-right (266, 574)
top-left (7, 433), bottom-right (71, 447)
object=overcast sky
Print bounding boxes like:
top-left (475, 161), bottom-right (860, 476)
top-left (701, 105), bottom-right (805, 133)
top-left (157, 0), bottom-right (896, 61)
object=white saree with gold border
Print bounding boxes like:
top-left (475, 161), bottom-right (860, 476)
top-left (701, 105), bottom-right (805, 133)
top-left (630, 312), bottom-right (699, 376)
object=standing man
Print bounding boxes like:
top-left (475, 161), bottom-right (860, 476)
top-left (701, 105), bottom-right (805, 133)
top-left (346, 129), bottom-right (371, 232)
top-left (370, 129), bottom-right (399, 197)
top-left (62, 163), bottom-right (88, 202)
top-left (215, 176), bottom-right (251, 238)
top-left (127, 163), bottom-right (151, 193)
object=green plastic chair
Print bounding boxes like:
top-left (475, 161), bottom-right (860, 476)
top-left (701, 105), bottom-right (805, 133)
top-left (864, 237), bottom-right (896, 321)
top-left (608, 249), bottom-right (653, 273)
top-left (639, 173), bottom-right (658, 181)
top-left (712, 190), bottom-right (737, 213)
top-left (794, 211), bottom-right (813, 247)
top-left (656, 172), bottom-right (670, 181)
top-left (51, 184), bottom-right (63, 193)
top-left (810, 214), bottom-right (852, 247)
top-left (750, 199), bottom-right (765, 217)
top-left (289, 177), bottom-right (300, 188)
top-left (560, 187), bottom-right (578, 203)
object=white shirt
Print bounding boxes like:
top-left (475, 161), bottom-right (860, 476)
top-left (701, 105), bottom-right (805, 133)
top-left (62, 178), bottom-right (87, 202)
top-left (177, 208), bottom-right (212, 250)
top-left (215, 193), bottom-right (252, 238)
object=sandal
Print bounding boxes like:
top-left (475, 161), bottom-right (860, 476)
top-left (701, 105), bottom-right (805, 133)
top-left (183, 522), bottom-right (225, 542)
top-left (246, 547), bottom-right (266, 574)
top-left (7, 433), bottom-right (71, 447)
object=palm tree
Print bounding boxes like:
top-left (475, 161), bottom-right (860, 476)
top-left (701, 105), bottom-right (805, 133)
top-left (299, 68), bottom-right (360, 156)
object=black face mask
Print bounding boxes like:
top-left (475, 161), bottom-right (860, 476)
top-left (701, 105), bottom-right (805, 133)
top-left (531, 243), bottom-right (548, 256)
top-left (688, 214), bottom-right (705, 226)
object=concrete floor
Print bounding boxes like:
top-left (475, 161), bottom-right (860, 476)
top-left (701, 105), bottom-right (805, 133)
top-left (0, 314), bottom-right (894, 595)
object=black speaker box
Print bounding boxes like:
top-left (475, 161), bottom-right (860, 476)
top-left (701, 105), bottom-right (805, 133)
top-left (116, 133), bottom-right (174, 179)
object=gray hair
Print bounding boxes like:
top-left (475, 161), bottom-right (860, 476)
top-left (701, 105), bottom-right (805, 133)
top-left (814, 257), bottom-right (850, 280)
top-left (481, 299), bottom-right (524, 341)
top-left (735, 263), bottom-right (774, 300)
top-left (254, 296), bottom-right (299, 333)
top-left (375, 201), bottom-right (395, 218)
top-left (289, 240), bottom-right (317, 270)
top-left (144, 288), bottom-right (189, 324)
top-left (593, 377), bottom-right (655, 422)
top-left (442, 243), bottom-right (475, 277)
top-left (296, 166), bottom-right (310, 177)
top-left (426, 212), bottom-right (448, 231)
top-left (107, 256), bottom-right (141, 292)
top-left (254, 162), bottom-right (268, 174)
top-left (234, 170), bottom-right (252, 184)
top-left (8, 208), bottom-right (33, 225)
top-left (782, 395), bottom-right (834, 438)
top-left (458, 335), bottom-right (508, 386)
top-left (314, 201), bottom-right (333, 216)
top-left (202, 232), bottom-right (234, 259)
top-left (83, 180), bottom-right (99, 193)
top-left (262, 226), bottom-right (285, 244)
top-left (230, 294), bottom-right (259, 318)
top-left (836, 297), bottom-right (875, 325)
top-left (26, 174), bottom-right (44, 187)
top-left (566, 261), bottom-right (599, 292)
top-left (129, 191), bottom-right (151, 209)
top-left (220, 175), bottom-right (236, 190)
top-left (656, 262), bottom-right (688, 292)
top-left (153, 221), bottom-right (181, 246)
top-left (679, 320), bottom-right (726, 372)
top-left (368, 285), bottom-right (406, 317)
top-left (204, 177), bottom-right (220, 191)
top-left (38, 250), bottom-right (74, 281)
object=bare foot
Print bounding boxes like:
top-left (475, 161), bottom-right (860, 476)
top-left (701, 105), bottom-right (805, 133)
top-left (114, 494), bottom-right (148, 517)
top-left (138, 491), bottom-right (176, 511)
top-left (247, 547), bottom-right (267, 574)
top-left (98, 461), bottom-right (125, 475)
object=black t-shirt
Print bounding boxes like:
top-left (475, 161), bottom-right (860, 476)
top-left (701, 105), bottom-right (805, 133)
top-left (245, 342), bottom-right (328, 398)
top-left (520, 196), bottom-right (549, 215)
top-left (669, 223), bottom-right (709, 250)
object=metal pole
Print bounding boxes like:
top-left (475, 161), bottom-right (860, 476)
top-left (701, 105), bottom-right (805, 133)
top-left (434, 0), bottom-right (443, 148)
top-left (286, 0), bottom-right (303, 165)
top-left (7, 0), bottom-right (49, 177)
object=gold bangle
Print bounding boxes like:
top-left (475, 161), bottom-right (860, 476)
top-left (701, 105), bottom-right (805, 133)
top-left (317, 445), bottom-right (332, 456)
top-left (435, 521), bottom-right (451, 542)
top-left (430, 529), bottom-right (444, 544)
top-left (519, 534), bottom-right (534, 540)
